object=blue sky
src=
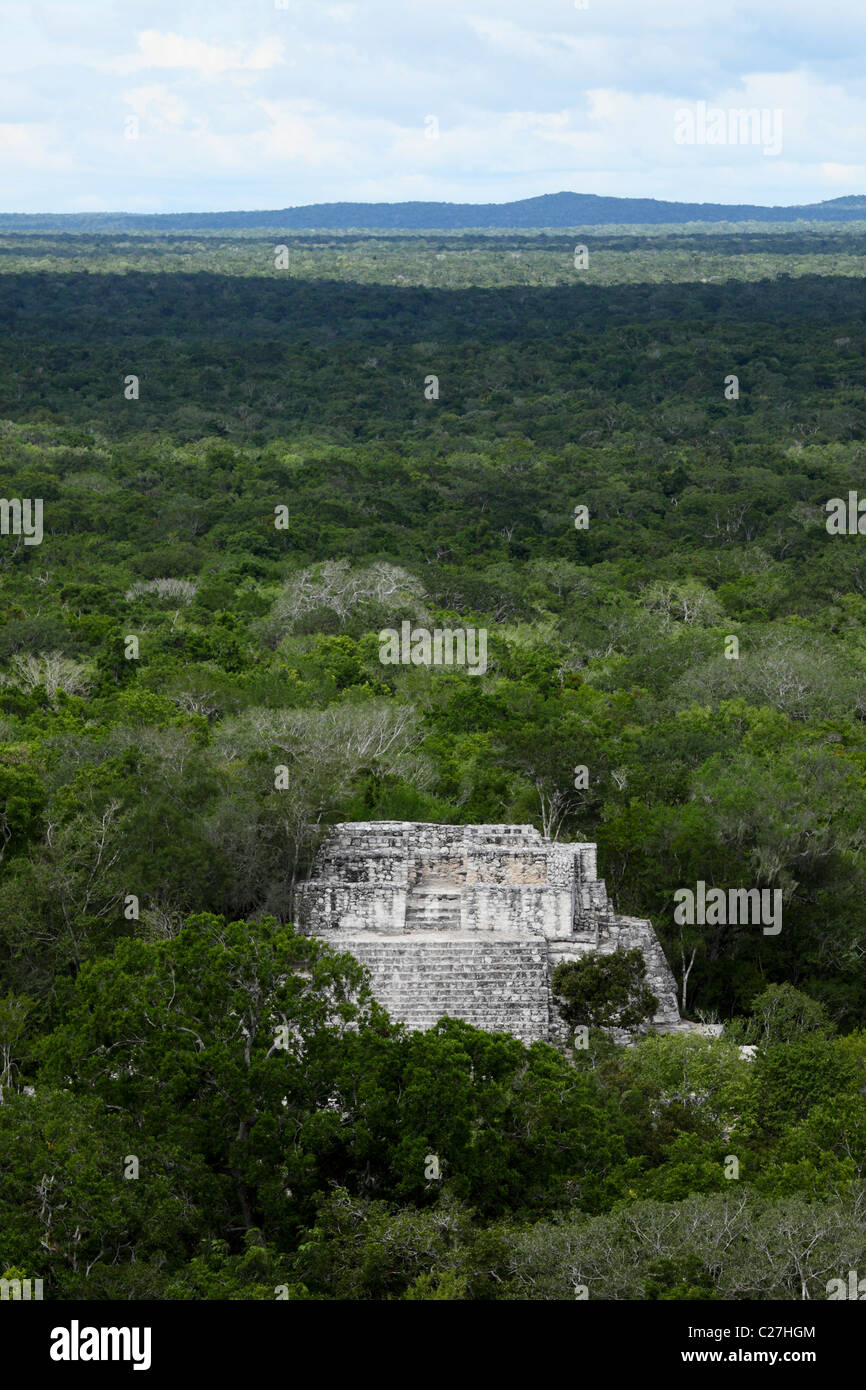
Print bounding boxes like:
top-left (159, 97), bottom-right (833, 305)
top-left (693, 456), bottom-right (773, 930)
top-left (2, 0), bottom-right (865, 212)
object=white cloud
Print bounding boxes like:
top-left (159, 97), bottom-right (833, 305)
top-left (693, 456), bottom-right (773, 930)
top-left (4, 0), bottom-right (866, 211)
top-left (0, 122), bottom-right (68, 172)
top-left (104, 31), bottom-right (285, 79)
top-left (122, 86), bottom-right (197, 133)
top-left (255, 102), bottom-right (352, 164)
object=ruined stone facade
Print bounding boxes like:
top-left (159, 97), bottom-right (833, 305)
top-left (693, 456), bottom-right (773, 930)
top-left (295, 821), bottom-right (681, 1045)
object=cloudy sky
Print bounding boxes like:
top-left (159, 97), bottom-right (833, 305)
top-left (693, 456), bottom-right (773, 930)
top-left (3, 0), bottom-right (865, 213)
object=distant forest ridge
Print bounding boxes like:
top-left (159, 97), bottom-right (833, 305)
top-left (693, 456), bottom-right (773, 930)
top-left (4, 191), bottom-right (866, 232)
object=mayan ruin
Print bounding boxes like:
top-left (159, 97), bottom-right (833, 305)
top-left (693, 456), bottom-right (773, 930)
top-left (296, 821), bottom-right (681, 1044)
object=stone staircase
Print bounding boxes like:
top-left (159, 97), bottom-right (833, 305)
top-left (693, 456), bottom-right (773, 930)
top-left (321, 935), bottom-right (551, 1044)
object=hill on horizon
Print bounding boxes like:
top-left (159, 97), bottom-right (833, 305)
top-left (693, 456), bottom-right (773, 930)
top-left (3, 190), bottom-right (866, 233)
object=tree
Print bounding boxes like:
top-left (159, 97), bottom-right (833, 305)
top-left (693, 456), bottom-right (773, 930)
top-left (552, 948), bottom-right (659, 1031)
top-left (0, 992), bottom-right (31, 1102)
top-left (44, 913), bottom-right (382, 1244)
top-left (755, 1038), bottom-right (853, 1133)
top-left (7, 651), bottom-right (91, 699)
top-left (729, 983), bottom-right (836, 1047)
top-left (0, 1087), bottom-right (184, 1297)
top-left (264, 560), bottom-right (429, 639)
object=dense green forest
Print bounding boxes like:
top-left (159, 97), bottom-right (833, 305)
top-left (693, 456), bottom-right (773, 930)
top-left (2, 225), bottom-right (866, 284)
top-left (2, 228), bottom-right (866, 1300)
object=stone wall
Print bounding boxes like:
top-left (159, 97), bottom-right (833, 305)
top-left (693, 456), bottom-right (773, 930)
top-left (295, 821), bottom-right (681, 1046)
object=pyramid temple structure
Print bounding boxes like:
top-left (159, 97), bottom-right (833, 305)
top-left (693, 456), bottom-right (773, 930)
top-left (295, 821), bottom-right (681, 1044)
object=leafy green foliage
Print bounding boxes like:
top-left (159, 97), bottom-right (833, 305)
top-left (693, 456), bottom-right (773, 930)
top-left (2, 226), bottom-right (866, 1299)
top-left (552, 949), bottom-right (659, 1031)
top-left (728, 982), bottom-right (837, 1046)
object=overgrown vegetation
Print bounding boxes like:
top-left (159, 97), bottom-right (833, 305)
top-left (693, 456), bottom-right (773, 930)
top-left (1, 229), bottom-right (865, 1298)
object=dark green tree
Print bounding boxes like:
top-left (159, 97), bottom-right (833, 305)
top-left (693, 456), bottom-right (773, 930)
top-left (552, 948), bottom-right (659, 1031)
